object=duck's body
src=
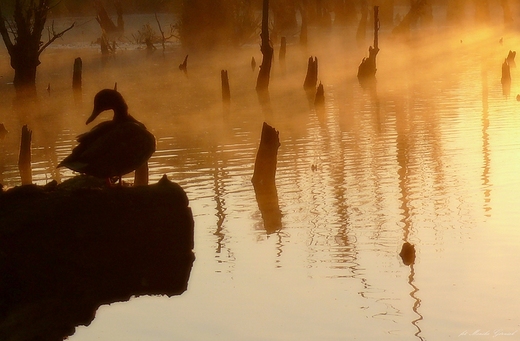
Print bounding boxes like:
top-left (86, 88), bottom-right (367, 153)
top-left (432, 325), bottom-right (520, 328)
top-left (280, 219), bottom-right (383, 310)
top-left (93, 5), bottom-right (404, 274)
top-left (59, 89), bottom-right (156, 180)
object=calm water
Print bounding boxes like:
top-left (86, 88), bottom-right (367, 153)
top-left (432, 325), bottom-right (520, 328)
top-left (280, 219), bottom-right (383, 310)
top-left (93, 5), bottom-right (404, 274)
top-left (1, 18), bottom-right (520, 340)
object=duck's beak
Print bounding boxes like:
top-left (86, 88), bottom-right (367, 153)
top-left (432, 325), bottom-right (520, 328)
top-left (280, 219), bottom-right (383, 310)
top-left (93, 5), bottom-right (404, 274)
top-left (86, 108), bottom-right (102, 125)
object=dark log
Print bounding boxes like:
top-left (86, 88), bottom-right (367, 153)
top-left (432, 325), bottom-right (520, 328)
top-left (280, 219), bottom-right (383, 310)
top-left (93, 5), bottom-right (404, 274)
top-left (256, 0), bottom-right (274, 92)
top-left (252, 122), bottom-right (280, 188)
top-left (72, 57), bottom-right (82, 91)
top-left (17, 125), bottom-right (32, 185)
top-left (251, 56), bottom-right (256, 71)
top-left (0, 175), bottom-right (194, 341)
top-left (221, 69), bottom-right (230, 104)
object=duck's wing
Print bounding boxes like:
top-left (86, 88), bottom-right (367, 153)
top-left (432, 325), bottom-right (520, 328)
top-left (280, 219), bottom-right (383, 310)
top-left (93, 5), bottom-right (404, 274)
top-left (61, 121), bottom-right (155, 178)
top-left (58, 121), bottom-right (116, 171)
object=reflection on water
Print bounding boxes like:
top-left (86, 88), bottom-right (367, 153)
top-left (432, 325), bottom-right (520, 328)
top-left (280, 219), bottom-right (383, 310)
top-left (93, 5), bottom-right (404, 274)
top-left (1, 19), bottom-right (520, 340)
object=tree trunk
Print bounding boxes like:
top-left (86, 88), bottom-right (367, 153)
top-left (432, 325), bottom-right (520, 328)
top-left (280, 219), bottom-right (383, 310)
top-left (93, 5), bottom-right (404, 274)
top-left (11, 47), bottom-right (40, 94)
top-left (256, 0), bottom-right (273, 92)
top-left (0, 0), bottom-right (75, 95)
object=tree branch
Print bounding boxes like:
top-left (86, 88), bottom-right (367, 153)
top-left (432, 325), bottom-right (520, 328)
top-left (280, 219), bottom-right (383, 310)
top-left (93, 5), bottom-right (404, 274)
top-left (38, 21), bottom-right (75, 55)
top-left (0, 6), bottom-right (14, 53)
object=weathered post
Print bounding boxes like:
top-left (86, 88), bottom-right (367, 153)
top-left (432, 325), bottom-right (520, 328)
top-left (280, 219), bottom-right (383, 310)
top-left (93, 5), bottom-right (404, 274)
top-left (252, 122), bottom-right (282, 233)
top-left (73, 57), bottom-right (82, 91)
top-left (256, 0), bottom-right (273, 92)
top-left (303, 56), bottom-right (318, 91)
top-left (252, 122), bottom-right (280, 188)
top-left (179, 54), bottom-right (188, 75)
top-left (357, 6), bottom-right (380, 84)
top-left (507, 50), bottom-right (516, 68)
top-left (18, 125), bottom-right (32, 185)
top-left (501, 58), bottom-right (511, 97)
top-left (221, 70), bottom-right (230, 104)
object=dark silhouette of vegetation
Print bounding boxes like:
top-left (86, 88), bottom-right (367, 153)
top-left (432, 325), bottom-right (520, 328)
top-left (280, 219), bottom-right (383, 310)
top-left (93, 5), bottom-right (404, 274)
top-left (0, 0), bottom-right (75, 94)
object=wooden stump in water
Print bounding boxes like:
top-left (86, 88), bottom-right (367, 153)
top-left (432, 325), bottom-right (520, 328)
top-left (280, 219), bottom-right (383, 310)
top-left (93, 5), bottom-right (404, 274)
top-left (72, 57), bottom-right (82, 91)
top-left (358, 6), bottom-right (380, 86)
top-left (303, 56), bottom-right (318, 91)
top-left (507, 50), bottom-right (516, 68)
top-left (18, 125), bottom-right (32, 185)
top-left (179, 54), bottom-right (188, 75)
top-left (502, 58), bottom-right (511, 97)
top-left (252, 123), bottom-right (282, 233)
top-left (221, 69), bottom-right (230, 104)
top-left (252, 122), bottom-right (280, 188)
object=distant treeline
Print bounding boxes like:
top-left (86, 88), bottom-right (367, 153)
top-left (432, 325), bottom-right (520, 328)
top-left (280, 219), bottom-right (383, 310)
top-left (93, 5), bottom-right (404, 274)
top-left (0, 0), bottom-right (183, 16)
top-left (0, 0), bottom-right (511, 50)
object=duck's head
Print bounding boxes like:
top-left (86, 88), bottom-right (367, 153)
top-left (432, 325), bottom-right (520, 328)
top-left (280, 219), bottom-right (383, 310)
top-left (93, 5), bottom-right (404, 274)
top-left (86, 89), bottom-right (128, 124)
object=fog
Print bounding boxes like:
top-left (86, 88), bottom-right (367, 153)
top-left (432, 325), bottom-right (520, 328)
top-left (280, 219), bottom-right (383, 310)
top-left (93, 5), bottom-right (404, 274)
top-left (3, 1), bottom-right (520, 340)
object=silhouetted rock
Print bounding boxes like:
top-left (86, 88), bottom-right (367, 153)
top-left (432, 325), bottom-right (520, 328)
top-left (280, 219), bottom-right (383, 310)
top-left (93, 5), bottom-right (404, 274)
top-left (0, 175), bottom-right (194, 341)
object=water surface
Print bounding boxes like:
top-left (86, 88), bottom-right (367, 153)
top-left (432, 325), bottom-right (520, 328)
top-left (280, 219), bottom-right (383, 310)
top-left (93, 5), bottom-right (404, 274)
top-left (1, 20), bottom-right (520, 340)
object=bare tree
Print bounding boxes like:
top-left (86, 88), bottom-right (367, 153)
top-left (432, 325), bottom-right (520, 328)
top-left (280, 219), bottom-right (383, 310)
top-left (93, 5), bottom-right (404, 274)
top-left (0, 0), bottom-right (75, 94)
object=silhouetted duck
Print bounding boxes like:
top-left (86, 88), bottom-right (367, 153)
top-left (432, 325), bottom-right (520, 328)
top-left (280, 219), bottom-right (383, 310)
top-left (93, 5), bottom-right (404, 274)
top-left (59, 89), bottom-right (156, 182)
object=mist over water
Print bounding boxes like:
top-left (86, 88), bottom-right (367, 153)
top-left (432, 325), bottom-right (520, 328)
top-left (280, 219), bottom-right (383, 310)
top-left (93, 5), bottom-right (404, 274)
top-left (2, 5), bottom-right (520, 340)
